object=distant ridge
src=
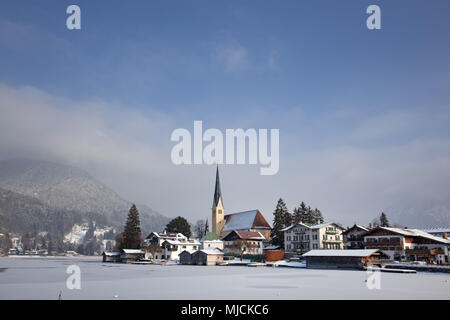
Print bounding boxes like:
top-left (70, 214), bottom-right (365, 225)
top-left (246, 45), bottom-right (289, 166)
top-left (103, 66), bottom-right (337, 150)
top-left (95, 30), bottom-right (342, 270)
top-left (0, 159), bottom-right (170, 236)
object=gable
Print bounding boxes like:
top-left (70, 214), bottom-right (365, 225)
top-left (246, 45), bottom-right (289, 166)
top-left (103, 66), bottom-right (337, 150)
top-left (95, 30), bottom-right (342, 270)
top-left (222, 209), bottom-right (271, 232)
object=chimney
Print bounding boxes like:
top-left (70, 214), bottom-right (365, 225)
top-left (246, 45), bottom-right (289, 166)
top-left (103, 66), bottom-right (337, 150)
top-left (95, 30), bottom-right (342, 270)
top-left (443, 233), bottom-right (448, 240)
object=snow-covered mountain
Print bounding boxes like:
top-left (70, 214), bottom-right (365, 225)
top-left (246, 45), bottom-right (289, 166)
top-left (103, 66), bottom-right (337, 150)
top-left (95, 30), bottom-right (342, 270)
top-left (0, 159), bottom-right (170, 236)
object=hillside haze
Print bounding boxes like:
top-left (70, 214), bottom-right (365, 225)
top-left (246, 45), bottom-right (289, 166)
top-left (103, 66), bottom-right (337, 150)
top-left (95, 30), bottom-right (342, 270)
top-left (0, 159), bottom-right (169, 236)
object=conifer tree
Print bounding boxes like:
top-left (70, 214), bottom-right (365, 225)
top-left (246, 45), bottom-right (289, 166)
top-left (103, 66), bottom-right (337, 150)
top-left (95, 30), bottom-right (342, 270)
top-left (271, 198), bottom-right (291, 247)
top-left (380, 212), bottom-right (390, 227)
top-left (121, 204), bottom-right (142, 249)
top-left (204, 218), bottom-right (209, 236)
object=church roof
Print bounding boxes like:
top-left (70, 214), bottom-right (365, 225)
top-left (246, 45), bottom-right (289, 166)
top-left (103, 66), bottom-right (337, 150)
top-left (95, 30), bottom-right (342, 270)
top-left (222, 209), bottom-right (271, 233)
top-left (213, 165), bottom-right (222, 207)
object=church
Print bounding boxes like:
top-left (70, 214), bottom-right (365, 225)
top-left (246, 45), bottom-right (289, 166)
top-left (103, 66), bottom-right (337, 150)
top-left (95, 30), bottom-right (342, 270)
top-left (211, 166), bottom-right (272, 240)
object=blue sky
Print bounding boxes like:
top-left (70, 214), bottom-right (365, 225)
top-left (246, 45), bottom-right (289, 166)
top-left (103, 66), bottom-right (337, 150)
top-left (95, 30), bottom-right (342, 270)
top-left (1, 1), bottom-right (450, 227)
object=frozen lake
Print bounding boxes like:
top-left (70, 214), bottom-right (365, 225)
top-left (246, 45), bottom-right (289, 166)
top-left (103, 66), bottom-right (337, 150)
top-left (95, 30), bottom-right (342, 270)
top-left (0, 256), bottom-right (449, 299)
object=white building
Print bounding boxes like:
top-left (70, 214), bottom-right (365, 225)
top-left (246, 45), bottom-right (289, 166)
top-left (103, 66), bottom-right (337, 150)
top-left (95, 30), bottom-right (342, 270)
top-left (161, 239), bottom-right (201, 261)
top-left (201, 232), bottom-right (224, 250)
top-left (283, 222), bottom-right (344, 255)
top-left (144, 232), bottom-right (188, 246)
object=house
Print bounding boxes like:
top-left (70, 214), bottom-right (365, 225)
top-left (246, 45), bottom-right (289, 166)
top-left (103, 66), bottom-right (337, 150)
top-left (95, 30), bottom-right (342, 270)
top-left (201, 232), bottom-right (224, 250)
top-left (143, 232), bottom-right (189, 260)
top-left (282, 222), bottom-right (311, 255)
top-left (161, 239), bottom-right (200, 261)
top-left (120, 249), bottom-right (145, 263)
top-left (342, 224), bottom-right (370, 249)
top-left (223, 230), bottom-right (266, 256)
top-left (191, 248), bottom-right (224, 266)
top-left (363, 227), bottom-right (450, 263)
top-left (179, 250), bottom-right (192, 265)
top-left (283, 222), bottom-right (345, 256)
top-left (302, 249), bottom-right (391, 269)
top-left (102, 251), bottom-right (121, 262)
top-left (210, 166), bottom-right (272, 240)
top-left (144, 232), bottom-right (187, 246)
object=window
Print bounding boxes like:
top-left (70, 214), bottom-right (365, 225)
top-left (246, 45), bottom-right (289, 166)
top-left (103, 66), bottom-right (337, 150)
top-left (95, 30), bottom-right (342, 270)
top-left (218, 209), bottom-right (222, 214)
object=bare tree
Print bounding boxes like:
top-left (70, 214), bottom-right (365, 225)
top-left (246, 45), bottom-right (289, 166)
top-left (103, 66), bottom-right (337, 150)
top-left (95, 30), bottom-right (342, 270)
top-left (193, 219), bottom-right (207, 239)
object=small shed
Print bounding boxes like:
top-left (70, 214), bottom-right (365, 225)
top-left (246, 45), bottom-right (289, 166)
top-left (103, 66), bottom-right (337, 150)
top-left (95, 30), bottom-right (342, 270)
top-left (302, 249), bottom-right (390, 269)
top-left (179, 250), bottom-right (192, 265)
top-left (191, 248), bottom-right (224, 266)
top-left (120, 249), bottom-right (145, 264)
top-left (263, 246), bottom-right (285, 262)
top-left (102, 251), bottom-right (121, 262)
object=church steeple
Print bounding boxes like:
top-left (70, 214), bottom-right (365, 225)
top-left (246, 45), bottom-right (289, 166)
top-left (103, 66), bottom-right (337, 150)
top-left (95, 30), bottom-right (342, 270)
top-left (212, 165), bottom-right (225, 236)
top-left (213, 165), bottom-right (222, 208)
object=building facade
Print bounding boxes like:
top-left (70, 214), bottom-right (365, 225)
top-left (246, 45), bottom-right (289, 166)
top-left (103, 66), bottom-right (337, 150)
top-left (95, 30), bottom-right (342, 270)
top-left (363, 227), bottom-right (450, 263)
top-left (342, 224), bottom-right (370, 249)
top-left (161, 239), bottom-right (200, 261)
top-left (223, 230), bottom-right (265, 255)
top-left (283, 222), bottom-right (344, 255)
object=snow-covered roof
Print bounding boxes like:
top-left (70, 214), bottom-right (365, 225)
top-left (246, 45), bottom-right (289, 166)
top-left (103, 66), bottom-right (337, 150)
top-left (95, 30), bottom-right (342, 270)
top-left (343, 224), bottom-right (370, 234)
top-left (281, 223), bottom-right (311, 232)
top-left (302, 249), bottom-right (381, 258)
top-left (162, 239), bottom-right (201, 246)
top-left (310, 222), bottom-right (343, 230)
top-left (103, 251), bottom-right (120, 256)
top-left (421, 228), bottom-right (450, 234)
top-left (146, 232), bottom-right (187, 239)
top-left (407, 229), bottom-right (450, 244)
top-left (222, 209), bottom-right (271, 232)
top-left (122, 249), bottom-right (144, 254)
top-left (199, 248), bottom-right (224, 255)
top-left (263, 246), bottom-right (281, 250)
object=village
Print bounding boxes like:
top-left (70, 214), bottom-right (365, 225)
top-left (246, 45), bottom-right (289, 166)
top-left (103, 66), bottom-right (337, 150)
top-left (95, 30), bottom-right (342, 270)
top-left (102, 167), bottom-right (450, 273)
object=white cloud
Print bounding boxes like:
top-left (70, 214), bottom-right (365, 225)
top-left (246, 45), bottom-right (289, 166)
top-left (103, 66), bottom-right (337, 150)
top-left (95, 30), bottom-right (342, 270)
top-left (1, 83), bottom-right (450, 227)
top-left (215, 43), bottom-right (248, 72)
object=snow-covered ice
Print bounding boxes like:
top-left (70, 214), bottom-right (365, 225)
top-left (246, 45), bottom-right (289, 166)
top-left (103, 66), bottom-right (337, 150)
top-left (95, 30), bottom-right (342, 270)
top-left (0, 256), bottom-right (449, 300)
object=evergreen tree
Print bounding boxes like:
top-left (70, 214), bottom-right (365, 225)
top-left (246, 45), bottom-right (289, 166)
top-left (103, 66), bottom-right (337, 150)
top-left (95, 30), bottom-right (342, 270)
top-left (121, 204), bottom-right (142, 249)
top-left (312, 208), bottom-right (324, 224)
top-left (380, 212), bottom-right (390, 227)
top-left (166, 216), bottom-right (192, 238)
top-left (271, 198), bottom-right (291, 247)
top-left (204, 218), bottom-right (209, 236)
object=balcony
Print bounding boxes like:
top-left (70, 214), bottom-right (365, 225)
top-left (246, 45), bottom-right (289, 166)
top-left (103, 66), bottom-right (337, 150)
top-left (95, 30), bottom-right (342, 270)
top-left (325, 229), bottom-right (338, 235)
top-left (364, 240), bottom-right (403, 247)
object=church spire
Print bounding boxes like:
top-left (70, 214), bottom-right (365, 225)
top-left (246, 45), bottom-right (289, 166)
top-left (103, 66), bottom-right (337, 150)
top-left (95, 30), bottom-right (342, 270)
top-left (213, 165), bottom-right (222, 208)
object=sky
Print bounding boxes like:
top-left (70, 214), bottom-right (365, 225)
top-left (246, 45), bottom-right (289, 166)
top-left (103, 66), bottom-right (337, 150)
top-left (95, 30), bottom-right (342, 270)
top-left (0, 0), bottom-right (450, 227)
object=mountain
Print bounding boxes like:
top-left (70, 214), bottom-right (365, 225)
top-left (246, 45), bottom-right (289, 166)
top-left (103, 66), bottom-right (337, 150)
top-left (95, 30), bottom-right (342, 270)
top-left (0, 159), bottom-right (170, 236)
top-left (0, 187), bottom-right (89, 236)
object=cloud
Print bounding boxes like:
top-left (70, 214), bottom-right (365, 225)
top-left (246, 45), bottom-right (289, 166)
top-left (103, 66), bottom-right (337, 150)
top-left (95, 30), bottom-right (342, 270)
top-left (267, 49), bottom-right (280, 72)
top-left (1, 83), bottom-right (450, 227)
top-left (215, 42), bottom-right (248, 72)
